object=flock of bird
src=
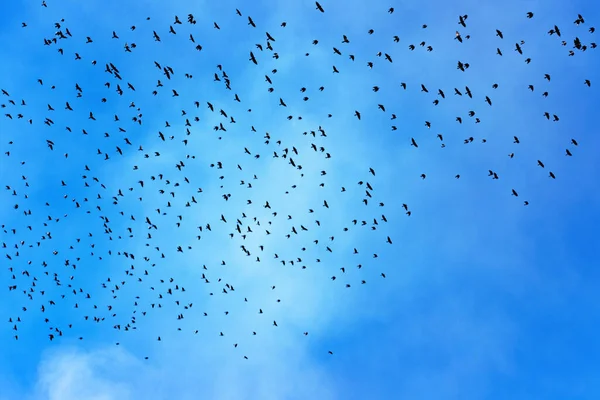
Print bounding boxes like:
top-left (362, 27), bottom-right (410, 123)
top-left (0, 1), bottom-right (596, 360)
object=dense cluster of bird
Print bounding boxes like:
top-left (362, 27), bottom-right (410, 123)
top-left (0, 1), bottom-right (596, 360)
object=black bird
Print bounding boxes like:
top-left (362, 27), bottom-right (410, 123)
top-left (249, 52), bottom-right (258, 65)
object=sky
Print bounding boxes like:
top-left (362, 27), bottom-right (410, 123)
top-left (0, 0), bottom-right (599, 399)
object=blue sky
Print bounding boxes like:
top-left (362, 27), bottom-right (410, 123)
top-left (1, 0), bottom-right (599, 399)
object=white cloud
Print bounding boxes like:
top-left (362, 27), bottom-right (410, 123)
top-left (33, 347), bottom-right (136, 400)
top-left (24, 343), bottom-right (337, 400)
